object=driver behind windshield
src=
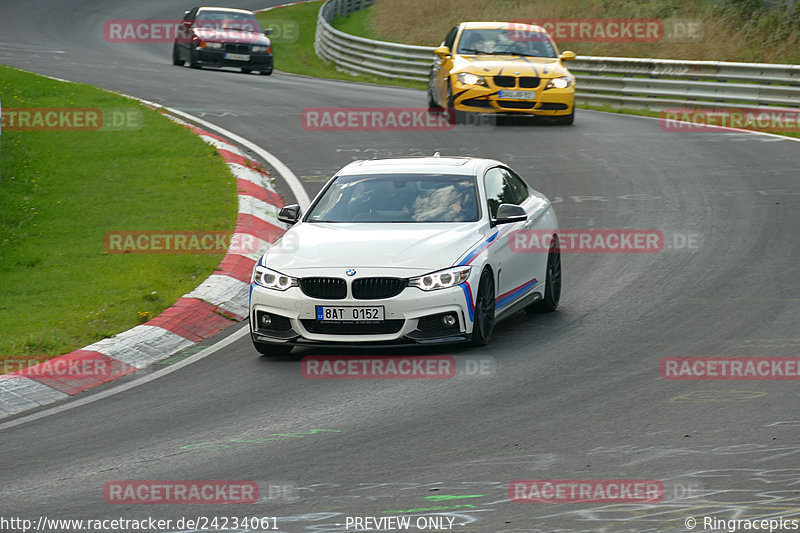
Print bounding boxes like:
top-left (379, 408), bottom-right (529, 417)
top-left (457, 29), bottom-right (555, 57)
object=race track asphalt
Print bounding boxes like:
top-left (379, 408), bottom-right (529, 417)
top-left (1, 1), bottom-right (799, 531)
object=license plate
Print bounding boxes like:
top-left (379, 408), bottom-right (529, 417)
top-left (498, 90), bottom-right (537, 100)
top-left (225, 53), bottom-right (250, 61)
top-left (316, 306), bottom-right (385, 322)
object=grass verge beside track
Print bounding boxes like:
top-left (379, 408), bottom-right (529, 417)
top-left (256, 1), bottom-right (424, 89)
top-left (0, 65), bottom-right (237, 358)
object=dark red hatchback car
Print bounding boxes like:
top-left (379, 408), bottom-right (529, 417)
top-left (172, 6), bottom-right (273, 75)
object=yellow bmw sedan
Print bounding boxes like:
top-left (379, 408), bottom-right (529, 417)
top-left (428, 22), bottom-right (577, 124)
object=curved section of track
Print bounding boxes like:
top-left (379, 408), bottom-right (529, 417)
top-left (1, 1), bottom-right (799, 531)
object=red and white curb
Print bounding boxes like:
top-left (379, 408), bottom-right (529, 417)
top-left (0, 118), bottom-right (287, 419)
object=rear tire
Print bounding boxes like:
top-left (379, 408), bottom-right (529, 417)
top-left (254, 342), bottom-right (293, 356)
top-left (527, 235), bottom-right (561, 313)
top-left (470, 269), bottom-right (496, 346)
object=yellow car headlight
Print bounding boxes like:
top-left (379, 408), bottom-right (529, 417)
top-left (457, 72), bottom-right (487, 87)
top-left (545, 76), bottom-right (573, 90)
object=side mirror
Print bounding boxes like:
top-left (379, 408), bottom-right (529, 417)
top-left (494, 203), bottom-right (527, 225)
top-left (560, 51), bottom-right (576, 61)
top-left (278, 204), bottom-right (301, 225)
top-left (184, 10), bottom-right (190, 18)
top-left (434, 45), bottom-right (451, 58)
top-left (263, 28), bottom-right (273, 36)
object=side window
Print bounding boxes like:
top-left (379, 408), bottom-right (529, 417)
top-left (484, 167), bottom-right (516, 218)
top-left (443, 26), bottom-right (459, 50)
top-left (501, 168), bottom-right (530, 205)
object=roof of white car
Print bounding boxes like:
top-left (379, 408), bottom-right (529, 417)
top-left (197, 7), bottom-right (255, 14)
top-left (339, 156), bottom-right (500, 176)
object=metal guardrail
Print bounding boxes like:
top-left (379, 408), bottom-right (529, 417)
top-left (314, 0), bottom-right (800, 110)
top-left (315, 0), bottom-right (434, 82)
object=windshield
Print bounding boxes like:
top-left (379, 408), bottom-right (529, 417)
top-left (195, 11), bottom-right (261, 33)
top-left (456, 28), bottom-right (557, 58)
top-left (306, 174), bottom-right (481, 223)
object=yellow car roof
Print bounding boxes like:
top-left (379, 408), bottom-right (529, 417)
top-left (460, 21), bottom-right (546, 32)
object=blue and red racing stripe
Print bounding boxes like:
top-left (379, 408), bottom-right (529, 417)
top-left (460, 281), bottom-right (475, 322)
top-left (495, 277), bottom-right (539, 310)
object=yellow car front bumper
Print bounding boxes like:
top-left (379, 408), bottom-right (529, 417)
top-left (452, 80), bottom-right (574, 116)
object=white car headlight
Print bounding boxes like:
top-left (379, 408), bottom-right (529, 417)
top-left (409, 266), bottom-right (471, 291)
top-left (545, 76), bottom-right (572, 90)
top-left (251, 45), bottom-right (270, 53)
top-left (200, 41), bottom-right (223, 49)
top-left (252, 265), bottom-right (297, 291)
top-left (457, 72), bottom-right (487, 87)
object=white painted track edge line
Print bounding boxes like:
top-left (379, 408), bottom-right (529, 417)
top-left (0, 326), bottom-right (250, 432)
top-left (581, 108), bottom-right (800, 144)
top-left (131, 96), bottom-right (311, 208)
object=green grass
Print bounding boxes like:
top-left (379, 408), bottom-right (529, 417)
top-left (255, 1), bottom-right (424, 89)
top-left (331, 6), bottom-right (377, 40)
top-left (0, 65), bottom-right (237, 357)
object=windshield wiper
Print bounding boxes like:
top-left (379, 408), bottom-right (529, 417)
top-left (460, 48), bottom-right (492, 55)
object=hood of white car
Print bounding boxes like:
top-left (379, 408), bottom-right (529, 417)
top-left (263, 222), bottom-right (485, 274)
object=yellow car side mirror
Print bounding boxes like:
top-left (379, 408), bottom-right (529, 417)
top-left (434, 46), bottom-right (451, 58)
top-left (560, 51), bottom-right (576, 61)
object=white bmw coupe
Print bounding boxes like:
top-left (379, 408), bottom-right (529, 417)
top-left (249, 156), bottom-right (560, 355)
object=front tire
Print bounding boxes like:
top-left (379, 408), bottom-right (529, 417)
top-left (470, 269), bottom-right (496, 346)
top-left (554, 109), bottom-right (575, 126)
top-left (241, 67), bottom-right (252, 74)
top-left (527, 235), bottom-right (561, 313)
top-left (445, 80), bottom-right (467, 124)
top-left (260, 68), bottom-right (273, 75)
top-left (172, 45), bottom-right (185, 66)
top-left (427, 71), bottom-right (442, 111)
top-left (254, 341), bottom-right (293, 356)
top-left (189, 49), bottom-right (201, 69)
